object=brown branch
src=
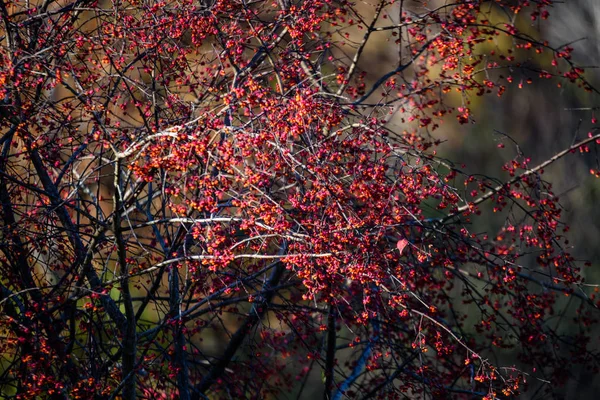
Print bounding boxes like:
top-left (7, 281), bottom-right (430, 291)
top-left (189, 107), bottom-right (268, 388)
top-left (351, 38), bottom-right (436, 106)
top-left (323, 304), bottom-right (337, 400)
top-left (336, 0), bottom-right (385, 97)
top-left (26, 142), bottom-right (128, 328)
top-left (113, 158), bottom-right (137, 400)
top-left (191, 256), bottom-right (286, 398)
top-left (444, 132), bottom-right (600, 221)
top-left (170, 254), bottom-right (191, 400)
top-left (0, 130), bottom-right (78, 395)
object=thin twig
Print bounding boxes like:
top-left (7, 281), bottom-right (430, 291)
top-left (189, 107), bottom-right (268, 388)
top-left (445, 132), bottom-right (600, 221)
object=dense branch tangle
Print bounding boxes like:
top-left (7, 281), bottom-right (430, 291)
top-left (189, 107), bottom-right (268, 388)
top-left (0, 0), bottom-right (598, 399)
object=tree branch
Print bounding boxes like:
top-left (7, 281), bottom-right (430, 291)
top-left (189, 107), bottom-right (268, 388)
top-left (191, 244), bottom-right (288, 398)
top-left (323, 304), bottom-right (337, 400)
top-left (445, 132), bottom-right (600, 221)
top-left (113, 158), bottom-right (137, 400)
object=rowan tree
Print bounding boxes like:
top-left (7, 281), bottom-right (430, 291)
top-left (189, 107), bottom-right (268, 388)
top-left (0, 0), bottom-right (599, 399)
